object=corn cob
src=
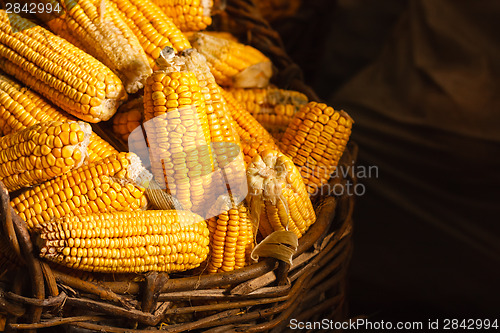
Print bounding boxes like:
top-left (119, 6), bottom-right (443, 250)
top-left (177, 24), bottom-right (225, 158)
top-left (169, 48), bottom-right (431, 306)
top-left (0, 121), bottom-right (91, 192)
top-left (0, 73), bottom-right (65, 134)
top-left (28, 0), bottom-right (152, 94)
top-left (231, 86), bottom-right (308, 114)
top-left (112, 97), bottom-right (143, 142)
top-left (108, 0), bottom-right (191, 68)
top-left (178, 49), bottom-right (245, 193)
top-left (11, 152), bottom-right (150, 230)
top-left (221, 89), bottom-right (275, 144)
top-left (0, 73), bottom-right (118, 162)
top-left (34, 210), bottom-right (209, 273)
top-left (143, 48), bottom-right (213, 214)
top-left (281, 102), bottom-right (353, 195)
top-left (0, 11), bottom-right (127, 123)
top-left (247, 149), bottom-right (315, 239)
top-left (238, 137), bottom-right (279, 167)
top-left (184, 31), bottom-right (238, 43)
top-left (220, 89), bottom-right (279, 164)
top-left (152, 0), bottom-right (213, 32)
top-left (85, 132), bottom-right (119, 163)
top-left (189, 32), bottom-right (272, 88)
top-left (205, 195), bottom-right (254, 273)
top-left (228, 86), bottom-right (308, 141)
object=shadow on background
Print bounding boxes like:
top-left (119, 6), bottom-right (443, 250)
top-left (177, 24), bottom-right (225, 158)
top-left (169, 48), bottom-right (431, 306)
top-left (273, 0), bottom-right (500, 322)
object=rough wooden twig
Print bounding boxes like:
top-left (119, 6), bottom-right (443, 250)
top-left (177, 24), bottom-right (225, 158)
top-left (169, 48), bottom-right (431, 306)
top-left (53, 270), bottom-right (133, 307)
top-left (65, 297), bottom-right (163, 326)
top-left (141, 272), bottom-right (169, 314)
top-left (9, 207), bottom-right (44, 332)
top-left (0, 183), bottom-right (21, 261)
top-left (8, 315), bottom-right (104, 330)
top-left (0, 290), bottom-right (25, 317)
top-left (40, 262), bottom-right (59, 297)
top-left (158, 284), bottom-right (290, 302)
top-left (70, 308), bottom-right (242, 333)
top-left (5, 291), bottom-right (66, 307)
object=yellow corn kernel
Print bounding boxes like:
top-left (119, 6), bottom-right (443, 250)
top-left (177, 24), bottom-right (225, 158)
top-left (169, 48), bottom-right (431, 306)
top-left (247, 149), bottom-right (316, 239)
top-left (0, 10), bottom-right (127, 123)
top-left (144, 48), bottom-right (213, 213)
top-left (152, 0), bottom-right (213, 32)
top-left (189, 32), bottom-right (272, 88)
top-left (112, 97), bottom-right (143, 142)
top-left (0, 73), bottom-right (118, 163)
top-left (281, 102), bottom-right (353, 195)
top-left (31, 0), bottom-right (152, 93)
top-left (205, 195), bottom-right (253, 273)
top-left (11, 152), bottom-right (151, 229)
top-left (179, 49), bottom-right (245, 194)
top-left (228, 86), bottom-right (308, 141)
top-left (109, 0), bottom-right (191, 68)
top-left (0, 121), bottom-right (91, 192)
top-left (35, 210), bottom-right (209, 273)
top-left (220, 89), bottom-right (279, 164)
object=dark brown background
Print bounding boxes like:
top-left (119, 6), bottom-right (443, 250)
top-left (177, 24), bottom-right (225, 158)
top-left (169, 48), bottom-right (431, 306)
top-left (271, 0), bottom-right (500, 321)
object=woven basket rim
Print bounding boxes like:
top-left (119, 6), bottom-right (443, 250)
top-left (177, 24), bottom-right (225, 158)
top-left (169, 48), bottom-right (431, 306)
top-left (0, 141), bottom-right (356, 332)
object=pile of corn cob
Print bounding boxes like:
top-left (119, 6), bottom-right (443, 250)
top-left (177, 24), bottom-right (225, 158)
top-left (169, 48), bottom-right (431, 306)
top-left (0, 0), bottom-right (352, 276)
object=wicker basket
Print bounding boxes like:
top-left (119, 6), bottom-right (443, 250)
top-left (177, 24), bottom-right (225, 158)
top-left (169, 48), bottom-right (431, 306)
top-left (0, 144), bottom-right (356, 332)
top-left (0, 1), bottom-right (356, 331)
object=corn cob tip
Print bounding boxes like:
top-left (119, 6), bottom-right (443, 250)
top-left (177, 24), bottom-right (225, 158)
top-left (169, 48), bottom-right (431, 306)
top-left (126, 153), bottom-right (153, 189)
top-left (246, 150), bottom-right (283, 201)
top-left (233, 61), bottom-right (273, 89)
top-left (247, 150), bottom-right (285, 200)
top-left (123, 68), bottom-right (153, 95)
top-left (0, 11), bottom-right (128, 123)
top-left (72, 121), bottom-right (93, 168)
top-left (189, 32), bottom-right (272, 88)
top-left (145, 179), bottom-right (185, 211)
top-left (0, 120), bottom-right (93, 192)
top-left (202, 0), bottom-right (212, 15)
top-left (246, 149), bottom-right (316, 239)
top-left (94, 95), bottom-right (128, 122)
top-left (180, 48), bottom-right (195, 57)
top-left (155, 47), bottom-right (180, 70)
top-left (206, 194), bottom-right (242, 218)
top-left (340, 109), bottom-right (355, 123)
